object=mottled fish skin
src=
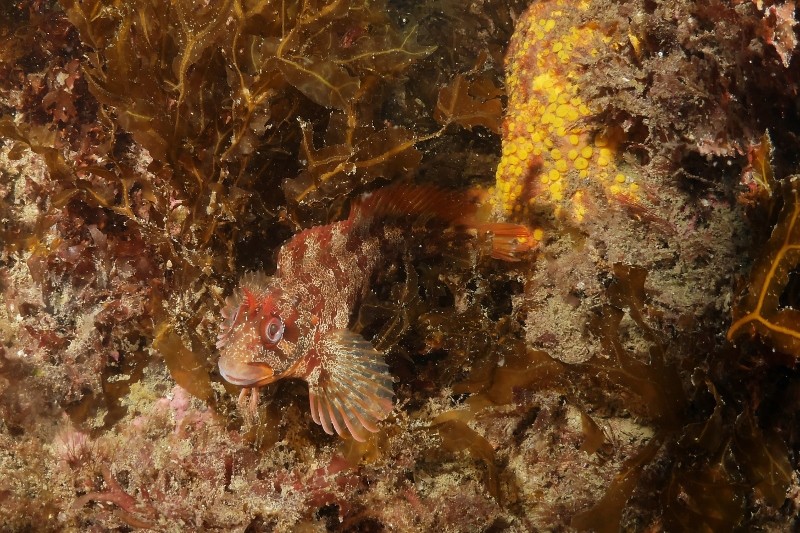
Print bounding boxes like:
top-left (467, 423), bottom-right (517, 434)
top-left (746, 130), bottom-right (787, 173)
top-left (216, 185), bottom-right (534, 441)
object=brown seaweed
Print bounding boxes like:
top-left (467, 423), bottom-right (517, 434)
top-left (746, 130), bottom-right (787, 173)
top-left (572, 264), bottom-right (687, 428)
top-left (732, 409), bottom-right (792, 508)
top-left (571, 435), bottom-right (664, 533)
top-left (431, 410), bottom-right (500, 501)
top-left (434, 71), bottom-right (503, 134)
top-left (728, 177), bottom-right (800, 358)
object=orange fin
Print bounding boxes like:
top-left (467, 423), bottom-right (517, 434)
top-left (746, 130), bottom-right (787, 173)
top-left (307, 330), bottom-right (394, 442)
top-left (473, 222), bottom-right (539, 262)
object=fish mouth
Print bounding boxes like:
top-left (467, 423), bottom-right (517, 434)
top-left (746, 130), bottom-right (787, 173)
top-left (218, 358), bottom-right (275, 387)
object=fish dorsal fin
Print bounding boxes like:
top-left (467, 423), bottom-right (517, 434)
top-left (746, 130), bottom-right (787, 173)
top-left (307, 330), bottom-right (394, 442)
top-left (350, 184), bottom-right (538, 261)
top-left (350, 184), bottom-right (473, 230)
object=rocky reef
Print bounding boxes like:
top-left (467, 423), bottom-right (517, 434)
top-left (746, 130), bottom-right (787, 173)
top-left (2, 0), bottom-right (800, 531)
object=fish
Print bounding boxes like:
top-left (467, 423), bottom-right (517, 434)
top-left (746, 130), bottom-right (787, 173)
top-left (216, 184), bottom-right (534, 441)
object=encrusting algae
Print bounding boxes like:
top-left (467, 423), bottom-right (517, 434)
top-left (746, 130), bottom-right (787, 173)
top-left (491, 0), bottom-right (640, 227)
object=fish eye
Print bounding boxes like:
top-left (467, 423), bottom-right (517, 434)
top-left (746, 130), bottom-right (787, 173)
top-left (261, 315), bottom-right (284, 345)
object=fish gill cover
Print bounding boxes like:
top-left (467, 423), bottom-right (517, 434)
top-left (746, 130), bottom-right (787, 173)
top-left (2, 0), bottom-right (800, 531)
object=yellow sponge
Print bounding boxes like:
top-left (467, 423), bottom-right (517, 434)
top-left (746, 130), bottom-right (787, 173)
top-left (492, 0), bottom-right (640, 225)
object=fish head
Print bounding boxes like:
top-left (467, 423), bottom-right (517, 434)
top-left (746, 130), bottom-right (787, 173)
top-left (216, 273), bottom-right (302, 387)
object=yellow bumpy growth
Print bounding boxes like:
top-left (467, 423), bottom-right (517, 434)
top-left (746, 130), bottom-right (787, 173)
top-left (492, 0), bottom-right (639, 223)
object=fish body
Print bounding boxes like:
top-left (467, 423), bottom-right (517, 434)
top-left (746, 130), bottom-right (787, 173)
top-left (217, 185), bottom-right (533, 440)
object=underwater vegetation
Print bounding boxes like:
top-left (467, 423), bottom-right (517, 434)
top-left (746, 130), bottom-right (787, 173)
top-left (3, 0), bottom-right (800, 530)
top-left (728, 165), bottom-right (800, 359)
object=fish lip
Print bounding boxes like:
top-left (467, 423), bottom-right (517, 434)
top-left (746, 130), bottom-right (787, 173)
top-left (218, 358), bottom-right (275, 387)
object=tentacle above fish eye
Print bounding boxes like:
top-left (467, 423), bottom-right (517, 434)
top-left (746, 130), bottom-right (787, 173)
top-left (217, 300), bottom-right (246, 349)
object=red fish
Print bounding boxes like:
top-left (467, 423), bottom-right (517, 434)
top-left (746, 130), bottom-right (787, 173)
top-left (216, 185), bottom-right (533, 441)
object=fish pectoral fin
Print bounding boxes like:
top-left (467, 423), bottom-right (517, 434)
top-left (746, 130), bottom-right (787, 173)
top-left (307, 329), bottom-right (395, 442)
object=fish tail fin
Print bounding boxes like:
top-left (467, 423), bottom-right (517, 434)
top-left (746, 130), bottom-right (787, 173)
top-left (471, 222), bottom-right (539, 262)
top-left (461, 188), bottom-right (540, 262)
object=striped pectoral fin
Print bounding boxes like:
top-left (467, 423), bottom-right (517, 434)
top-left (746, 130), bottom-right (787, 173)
top-left (307, 329), bottom-right (395, 442)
